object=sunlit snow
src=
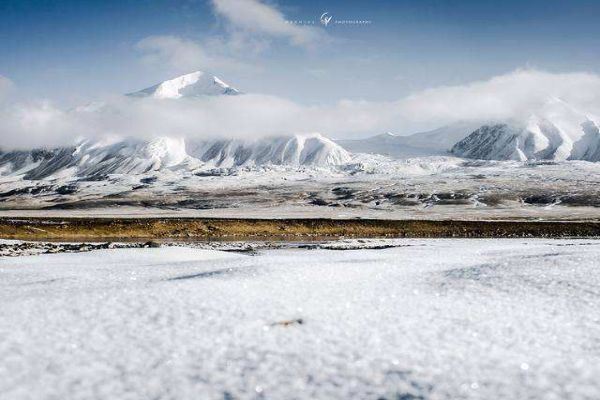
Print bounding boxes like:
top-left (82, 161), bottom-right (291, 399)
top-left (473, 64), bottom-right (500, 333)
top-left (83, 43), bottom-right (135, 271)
top-left (1, 239), bottom-right (599, 399)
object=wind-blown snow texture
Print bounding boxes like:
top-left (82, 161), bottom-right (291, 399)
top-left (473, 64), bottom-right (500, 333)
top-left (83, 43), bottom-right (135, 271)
top-left (1, 240), bottom-right (600, 399)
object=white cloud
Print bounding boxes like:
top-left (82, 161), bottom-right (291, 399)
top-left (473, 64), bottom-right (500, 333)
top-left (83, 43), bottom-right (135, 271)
top-left (136, 35), bottom-right (244, 75)
top-left (0, 75), bottom-right (14, 101)
top-left (135, 0), bottom-right (326, 76)
top-left (0, 101), bottom-right (83, 149)
top-left (3, 69), bottom-right (600, 149)
top-left (395, 69), bottom-right (600, 130)
top-left (211, 0), bottom-right (324, 48)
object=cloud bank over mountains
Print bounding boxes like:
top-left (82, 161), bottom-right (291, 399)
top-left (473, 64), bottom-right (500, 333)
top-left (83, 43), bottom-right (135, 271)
top-left (1, 69), bottom-right (600, 150)
top-left (398, 69), bottom-right (600, 126)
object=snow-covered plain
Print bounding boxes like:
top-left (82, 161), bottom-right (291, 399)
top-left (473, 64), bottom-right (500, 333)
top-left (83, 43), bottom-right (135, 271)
top-left (1, 239), bottom-right (600, 399)
top-left (3, 155), bottom-right (600, 221)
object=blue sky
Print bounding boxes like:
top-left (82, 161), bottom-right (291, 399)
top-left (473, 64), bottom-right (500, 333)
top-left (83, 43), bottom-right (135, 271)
top-left (2, 0), bottom-right (600, 105)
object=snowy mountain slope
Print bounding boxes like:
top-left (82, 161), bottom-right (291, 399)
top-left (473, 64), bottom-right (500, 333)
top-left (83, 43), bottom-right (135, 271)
top-left (571, 120), bottom-right (600, 161)
top-left (0, 137), bottom-right (194, 180)
top-left (127, 71), bottom-right (240, 98)
top-left (451, 124), bottom-right (523, 161)
top-left (451, 99), bottom-right (600, 161)
top-left (188, 133), bottom-right (351, 168)
top-left (12, 70), bottom-right (600, 186)
top-left (452, 119), bottom-right (600, 161)
top-left (337, 122), bottom-right (481, 158)
top-left (0, 133), bottom-right (351, 180)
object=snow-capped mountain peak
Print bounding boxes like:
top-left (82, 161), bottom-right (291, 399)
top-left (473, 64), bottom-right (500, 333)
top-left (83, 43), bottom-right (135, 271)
top-left (128, 71), bottom-right (240, 99)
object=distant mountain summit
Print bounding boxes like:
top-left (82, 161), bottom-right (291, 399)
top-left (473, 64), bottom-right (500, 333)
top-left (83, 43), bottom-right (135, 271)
top-left (127, 71), bottom-right (240, 99)
top-left (337, 122), bottom-right (481, 158)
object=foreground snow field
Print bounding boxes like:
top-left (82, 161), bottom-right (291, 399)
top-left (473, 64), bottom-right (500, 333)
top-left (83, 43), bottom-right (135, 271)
top-left (1, 240), bottom-right (600, 399)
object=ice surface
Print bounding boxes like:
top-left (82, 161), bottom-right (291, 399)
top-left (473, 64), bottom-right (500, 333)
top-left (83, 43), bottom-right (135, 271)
top-left (1, 239), bottom-right (600, 399)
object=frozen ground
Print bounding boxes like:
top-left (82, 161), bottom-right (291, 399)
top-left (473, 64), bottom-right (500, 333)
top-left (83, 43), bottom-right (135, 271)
top-left (1, 239), bottom-right (600, 399)
top-left (2, 157), bottom-right (600, 221)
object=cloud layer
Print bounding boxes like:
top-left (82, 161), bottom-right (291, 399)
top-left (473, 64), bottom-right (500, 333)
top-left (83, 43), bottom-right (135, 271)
top-left (0, 75), bottom-right (13, 101)
top-left (136, 0), bottom-right (325, 75)
top-left (136, 36), bottom-right (243, 74)
top-left (397, 69), bottom-right (600, 128)
top-left (211, 0), bottom-right (323, 48)
top-left (2, 69), bottom-right (600, 150)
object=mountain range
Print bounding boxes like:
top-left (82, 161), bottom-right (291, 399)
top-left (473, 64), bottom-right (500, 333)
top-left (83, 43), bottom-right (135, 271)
top-left (340, 98), bottom-right (600, 162)
top-left (0, 72), bottom-right (350, 180)
top-left (1, 72), bottom-right (600, 185)
top-left (0, 133), bottom-right (351, 181)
